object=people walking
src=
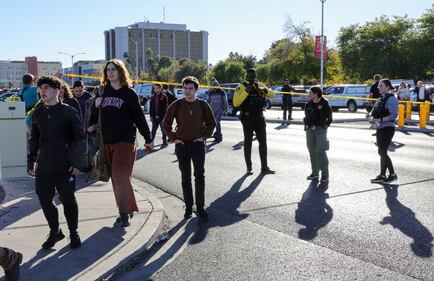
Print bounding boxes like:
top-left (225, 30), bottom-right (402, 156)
top-left (162, 83), bottom-right (177, 105)
top-left (17, 73), bottom-right (39, 135)
top-left (150, 83), bottom-right (168, 147)
top-left (92, 59), bottom-right (153, 227)
top-left (233, 68), bottom-right (276, 175)
top-left (28, 76), bottom-right (86, 249)
top-left (370, 79), bottom-right (399, 184)
top-left (304, 86), bottom-right (333, 184)
top-left (281, 81), bottom-right (293, 123)
top-left (72, 80), bottom-right (92, 120)
top-left (162, 76), bottom-right (216, 221)
top-left (206, 79), bottom-right (228, 142)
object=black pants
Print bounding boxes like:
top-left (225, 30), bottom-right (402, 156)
top-left (175, 141), bottom-right (206, 210)
top-left (151, 117), bottom-right (167, 143)
top-left (376, 127), bottom-right (395, 175)
top-left (35, 170), bottom-right (79, 233)
top-left (240, 115), bottom-right (268, 170)
top-left (282, 103), bottom-right (292, 120)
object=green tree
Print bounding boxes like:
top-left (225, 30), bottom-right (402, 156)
top-left (212, 60), bottom-right (246, 83)
top-left (175, 59), bottom-right (208, 83)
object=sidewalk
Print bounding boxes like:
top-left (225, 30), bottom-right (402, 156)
top-left (0, 176), bottom-right (165, 281)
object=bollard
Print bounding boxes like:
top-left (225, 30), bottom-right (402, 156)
top-left (398, 104), bottom-right (405, 128)
top-left (425, 101), bottom-right (431, 121)
top-left (419, 103), bottom-right (427, 129)
top-left (406, 101), bottom-right (412, 120)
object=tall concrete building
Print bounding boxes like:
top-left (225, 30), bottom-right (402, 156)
top-left (0, 57), bottom-right (62, 88)
top-left (104, 21), bottom-right (208, 77)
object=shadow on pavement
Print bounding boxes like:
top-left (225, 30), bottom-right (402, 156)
top-left (0, 175), bottom-right (95, 231)
top-left (274, 123), bottom-right (289, 130)
top-left (380, 185), bottom-right (433, 258)
top-left (295, 181), bottom-right (333, 241)
top-left (20, 226), bottom-right (126, 280)
top-left (205, 142), bottom-right (219, 154)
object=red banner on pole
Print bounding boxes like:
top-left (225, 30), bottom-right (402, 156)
top-left (314, 35), bottom-right (327, 59)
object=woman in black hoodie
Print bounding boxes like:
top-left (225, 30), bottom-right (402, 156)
top-left (92, 59), bottom-right (153, 227)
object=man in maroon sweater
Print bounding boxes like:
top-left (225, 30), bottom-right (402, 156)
top-left (163, 76), bottom-right (216, 221)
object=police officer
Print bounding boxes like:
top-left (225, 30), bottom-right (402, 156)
top-left (304, 86), bottom-right (333, 184)
top-left (233, 68), bottom-right (275, 175)
top-left (282, 81), bottom-right (293, 123)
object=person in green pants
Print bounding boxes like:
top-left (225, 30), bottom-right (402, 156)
top-left (304, 86), bottom-right (333, 184)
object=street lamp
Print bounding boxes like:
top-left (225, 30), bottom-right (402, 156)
top-left (320, 0), bottom-right (326, 90)
top-left (58, 51), bottom-right (86, 83)
top-left (129, 38), bottom-right (139, 81)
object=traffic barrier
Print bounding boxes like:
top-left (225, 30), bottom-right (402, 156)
top-left (406, 101), bottom-right (412, 120)
top-left (419, 104), bottom-right (427, 129)
top-left (398, 104), bottom-right (405, 128)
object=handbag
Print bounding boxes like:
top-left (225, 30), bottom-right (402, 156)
top-left (95, 86), bottom-right (111, 182)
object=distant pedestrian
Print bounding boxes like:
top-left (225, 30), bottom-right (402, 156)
top-left (397, 81), bottom-right (410, 101)
top-left (92, 59), bottom-right (153, 227)
top-left (368, 74), bottom-right (382, 110)
top-left (233, 68), bottom-right (276, 175)
top-left (162, 83), bottom-right (177, 105)
top-left (281, 81), bottom-right (293, 122)
top-left (150, 83), bottom-right (168, 147)
top-left (206, 78), bottom-right (228, 142)
top-left (370, 79), bottom-right (399, 184)
top-left (28, 76), bottom-right (86, 249)
top-left (415, 81), bottom-right (430, 103)
top-left (72, 80), bottom-right (92, 120)
top-left (17, 73), bottom-right (39, 135)
top-left (304, 86), bottom-right (333, 184)
top-left (162, 76), bottom-right (216, 221)
top-left (59, 80), bottom-right (81, 116)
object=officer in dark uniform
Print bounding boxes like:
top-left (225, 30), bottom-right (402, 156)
top-left (233, 68), bottom-right (275, 175)
top-left (282, 81), bottom-right (293, 123)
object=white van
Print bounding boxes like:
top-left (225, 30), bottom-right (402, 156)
top-left (323, 85), bottom-right (370, 113)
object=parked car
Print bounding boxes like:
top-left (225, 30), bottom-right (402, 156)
top-left (219, 83), bottom-right (239, 116)
top-left (133, 83), bottom-right (153, 105)
top-left (323, 85), bottom-right (370, 113)
top-left (174, 87), bottom-right (210, 101)
top-left (410, 86), bottom-right (434, 111)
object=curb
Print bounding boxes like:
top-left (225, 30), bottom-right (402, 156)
top-left (74, 180), bottom-right (166, 281)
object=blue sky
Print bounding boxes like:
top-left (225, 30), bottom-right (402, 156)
top-left (1, 0), bottom-right (432, 67)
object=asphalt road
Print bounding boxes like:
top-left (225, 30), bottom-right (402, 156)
top-left (131, 119), bottom-right (434, 281)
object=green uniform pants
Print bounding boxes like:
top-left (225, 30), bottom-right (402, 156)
top-left (306, 126), bottom-right (329, 177)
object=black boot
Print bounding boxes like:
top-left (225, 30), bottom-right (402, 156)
top-left (41, 229), bottom-right (65, 249)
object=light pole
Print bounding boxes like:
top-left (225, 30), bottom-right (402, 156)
top-left (58, 51), bottom-right (86, 83)
top-left (129, 38), bottom-right (139, 81)
top-left (320, 0), bottom-right (326, 90)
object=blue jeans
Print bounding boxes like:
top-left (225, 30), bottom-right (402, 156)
top-left (151, 117), bottom-right (167, 143)
top-left (213, 109), bottom-right (224, 138)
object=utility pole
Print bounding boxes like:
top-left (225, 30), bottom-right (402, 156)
top-left (320, 0), bottom-right (326, 90)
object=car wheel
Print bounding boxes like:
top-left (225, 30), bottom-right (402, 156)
top-left (347, 100), bottom-right (357, 113)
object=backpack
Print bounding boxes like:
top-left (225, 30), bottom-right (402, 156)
top-left (371, 94), bottom-right (393, 118)
top-left (240, 82), bottom-right (267, 114)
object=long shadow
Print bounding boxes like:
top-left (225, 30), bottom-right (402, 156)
top-left (0, 174), bottom-right (95, 231)
top-left (232, 140), bottom-right (244, 150)
top-left (20, 226), bottom-right (126, 280)
top-left (109, 173), bottom-right (266, 279)
top-left (380, 185), bottom-right (433, 257)
top-left (136, 147), bottom-right (151, 161)
top-left (423, 132), bottom-right (434, 137)
top-left (294, 181), bottom-right (333, 241)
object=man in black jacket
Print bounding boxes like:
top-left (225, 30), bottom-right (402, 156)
top-left (282, 81), bottom-right (293, 122)
top-left (28, 76), bottom-right (85, 250)
top-left (150, 83), bottom-right (168, 147)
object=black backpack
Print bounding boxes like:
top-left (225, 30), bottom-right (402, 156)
top-left (240, 82), bottom-right (267, 114)
top-left (371, 94), bottom-right (393, 118)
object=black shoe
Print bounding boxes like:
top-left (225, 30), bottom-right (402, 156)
top-left (246, 165), bottom-right (253, 175)
top-left (42, 229), bottom-right (65, 249)
top-left (161, 142), bottom-right (168, 148)
top-left (120, 213), bottom-right (130, 227)
top-left (184, 207), bottom-right (192, 219)
top-left (4, 251), bottom-right (22, 281)
top-left (307, 174), bottom-right (319, 180)
top-left (214, 138), bottom-right (222, 143)
top-left (195, 208), bottom-right (209, 221)
top-left (371, 175), bottom-right (386, 183)
top-left (69, 232), bottom-right (82, 249)
top-left (384, 174), bottom-right (398, 183)
top-left (320, 176), bottom-right (329, 183)
top-left (261, 167), bottom-right (275, 175)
